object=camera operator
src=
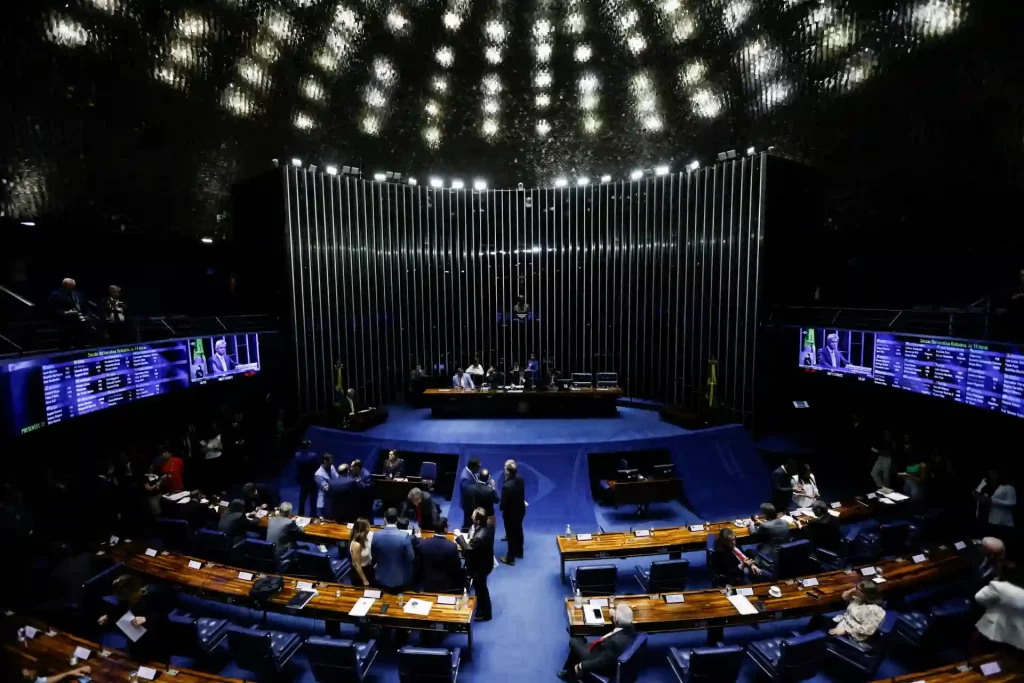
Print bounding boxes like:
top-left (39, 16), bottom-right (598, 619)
top-left (100, 284), bottom-right (130, 344)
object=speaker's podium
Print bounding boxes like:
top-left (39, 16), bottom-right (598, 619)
top-left (334, 405), bottom-right (389, 432)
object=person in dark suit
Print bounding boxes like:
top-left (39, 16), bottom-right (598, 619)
top-left (456, 508), bottom-right (495, 621)
top-left (804, 500), bottom-right (841, 552)
top-left (419, 517), bottom-right (465, 593)
top-left (558, 604), bottom-right (637, 681)
top-left (266, 501), bottom-right (303, 558)
top-left (96, 574), bottom-right (174, 658)
top-left (176, 489), bottom-right (218, 531)
top-left (350, 459), bottom-right (374, 520)
top-left (49, 277), bottom-right (90, 349)
top-left (771, 460), bottom-right (799, 513)
top-left (339, 388), bottom-right (359, 417)
top-left (711, 528), bottom-right (763, 585)
top-left (218, 499), bottom-right (258, 545)
top-left (465, 471), bottom-right (499, 522)
top-left (373, 508), bottom-right (416, 593)
top-left (403, 487), bottom-right (437, 530)
top-left (499, 459), bottom-right (526, 565)
top-left (242, 482), bottom-right (278, 513)
top-left (746, 503), bottom-right (798, 567)
top-left (459, 458), bottom-right (482, 529)
top-left (327, 463), bottom-right (356, 522)
top-left (382, 450), bottom-right (406, 479)
top-left (817, 333), bottom-right (848, 368)
top-left (294, 440), bottom-right (320, 517)
top-left (208, 338), bottom-right (237, 375)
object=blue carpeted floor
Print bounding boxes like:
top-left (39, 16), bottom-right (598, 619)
top-left (96, 408), bottom-right (955, 681)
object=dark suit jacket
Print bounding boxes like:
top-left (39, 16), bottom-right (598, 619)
top-left (243, 484), bottom-right (279, 513)
top-left (465, 481), bottom-right (499, 518)
top-left (817, 347), bottom-right (847, 368)
top-left (456, 523), bottom-right (495, 576)
top-left (383, 458), bottom-right (406, 479)
top-left (710, 547), bottom-right (748, 585)
top-left (209, 353), bottom-right (237, 375)
top-left (418, 535), bottom-right (465, 593)
top-left (402, 492), bottom-right (438, 529)
top-left (771, 466), bottom-right (794, 511)
top-left (218, 511), bottom-right (258, 545)
top-left (804, 516), bottom-right (841, 552)
top-left (295, 449), bottom-right (321, 487)
top-left (500, 476), bottom-right (526, 519)
top-left (580, 626), bottom-right (638, 675)
top-left (176, 499), bottom-right (218, 531)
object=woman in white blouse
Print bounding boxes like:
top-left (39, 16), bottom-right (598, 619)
top-left (975, 469), bottom-right (1016, 536)
top-left (830, 581), bottom-right (886, 642)
top-left (792, 463), bottom-right (820, 509)
top-left (974, 566), bottom-right (1024, 652)
top-left (349, 517), bottom-right (374, 587)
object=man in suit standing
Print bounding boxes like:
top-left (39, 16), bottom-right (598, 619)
top-left (209, 339), bottom-right (237, 375)
top-left (456, 508), bottom-right (495, 622)
top-left (349, 459), bottom-right (374, 520)
top-left (499, 459), bottom-right (526, 565)
top-left (339, 388), bottom-right (358, 417)
top-left (465, 470), bottom-right (499, 522)
top-left (373, 508), bottom-right (416, 593)
top-left (329, 463), bottom-right (357, 522)
top-left (558, 604), bottom-right (637, 681)
top-left (314, 454), bottom-right (338, 518)
top-left (294, 440), bottom-right (320, 517)
top-left (266, 501), bottom-right (303, 559)
top-left (817, 332), bottom-right (848, 368)
top-left (746, 503), bottom-right (799, 567)
top-left (419, 517), bottom-right (464, 593)
top-left (459, 458), bottom-right (481, 530)
top-left (403, 488), bottom-right (437, 530)
top-left (771, 460), bottom-right (799, 513)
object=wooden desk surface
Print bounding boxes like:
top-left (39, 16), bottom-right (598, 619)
top-left (2, 614), bottom-right (240, 682)
top-left (103, 541), bottom-right (474, 633)
top-left (557, 489), bottom-right (906, 561)
top-left (874, 653), bottom-right (1024, 682)
top-left (423, 388), bottom-right (623, 399)
top-left (564, 543), bottom-right (969, 636)
top-left (255, 515), bottom-right (457, 545)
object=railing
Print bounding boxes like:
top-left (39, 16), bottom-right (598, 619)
top-left (766, 305), bottom-right (1001, 340)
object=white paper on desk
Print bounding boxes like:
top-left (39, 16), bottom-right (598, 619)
top-left (727, 594), bottom-right (759, 615)
top-left (187, 560), bottom-right (202, 570)
top-left (297, 581), bottom-right (315, 592)
top-left (347, 523), bottom-right (355, 530)
top-left (689, 525), bottom-right (704, 532)
top-left (295, 517), bottom-right (311, 528)
top-left (583, 606), bottom-right (605, 626)
top-left (867, 493), bottom-right (877, 500)
top-left (177, 497), bottom-right (191, 505)
top-left (885, 491), bottom-right (909, 502)
top-left (830, 502), bottom-right (842, 509)
top-left (117, 612), bottom-right (147, 643)
top-left (634, 529), bottom-right (650, 537)
top-left (589, 598), bottom-right (609, 608)
top-left (912, 554), bottom-right (927, 564)
top-left (437, 596), bottom-right (458, 605)
top-left (23, 626), bottom-right (38, 638)
top-left (255, 509), bottom-right (268, 518)
top-left (802, 578), bottom-right (819, 587)
top-left (873, 577), bottom-right (886, 584)
top-left (348, 597), bottom-right (375, 617)
top-left (955, 541), bottom-right (967, 551)
top-left (576, 533), bottom-right (593, 541)
top-left (137, 666), bottom-right (158, 680)
top-left (403, 599), bottom-right (433, 616)
top-left (861, 566), bottom-right (876, 576)
top-left (828, 510), bottom-right (841, 518)
top-left (238, 571), bottom-right (253, 581)
top-left (73, 646), bottom-right (92, 660)
top-left (736, 588), bottom-right (754, 597)
top-left (664, 594), bottom-right (685, 604)
top-left (879, 498), bottom-right (895, 505)
top-left (781, 516), bottom-right (795, 525)
top-left (363, 589), bottom-right (382, 599)
top-left (109, 535), bottom-right (120, 545)
top-left (165, 491), bottom-right (189, 502)
top-left (145, 548), bottom-right (158, 557)
top-left (734, 520), bottom-right (746, 527)
top-left (980, 662), bottom-right (1002, 675)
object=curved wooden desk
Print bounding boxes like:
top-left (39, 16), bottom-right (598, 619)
top-left (873, 653), bottom-right (1023, 682)
top-left (556, 489), bottom-right (909, 581)
top-left (102, 541), bottom-right (476, 654)
top-left (564, 542), bottom-right (971, 637)
top-left (2, 614), bottom-right (239, 682)
top-left (423, 387), bottom-right (623, 417)
top-left (254, 515), bottom-right (458, 545)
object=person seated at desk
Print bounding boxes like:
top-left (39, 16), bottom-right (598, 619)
top-left (266, 501), bottom-right (303, 558)
top-left (466, 357), bottom-right (485, 385)
top-left (484, 365), bottom-right (505, 387)
top-left (804, 500), bottom-right (841, 552)
top-left (746, 503), bottom-right (799, 567)
top-left (527, 353), bottom-right (540, 384)
top-left (219, 498), bottom-right (259, 544)
top-left (96, 574), bottom-right (174, 657)
top-left (452, 367), bottom-right (475, 390)
top-left (711, 527), bottom-right (763, 584)
top-left (508, 364), bottom-right (527, 387)
top-left (792, 463), bottom-right (820, 509)
top-left (403, 487), bottom-right (437, 530)
top-left (178, 489), bottom-right (218, 530)
top-left (828, 581), bottom-right (886, 641)
top-left (242, 481), bottom-right (278, 513)
top-left (373, 508), bottom-right (416, 593)
top-left (419, 516), bottom-right (464, 592)
top-left (382, 450), bottom-right (406, 479)
top-left (349, 517), bottom-right (374, 587)
top-left (558, 604), bottom-right (637, 681)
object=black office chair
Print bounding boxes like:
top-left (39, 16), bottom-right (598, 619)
top-left (746, 631), bottom-right (827, 682)
top-left (239, 538), bottom-right (289, 573)
top-left (226, 624), bottom-right (302, 677)
top-left (759, 540), bottom-right (812, 581)
top-left (194, 529), bottom-right (243, 563)
top-left (304, 636), bottom-right (379, 682)
top-left (668, 643), bottom-right (744, 683)
top-left (634, 559), bottom-right (689, 593)
top-left (854, 521), bottom-right (911, 561)
top-left (397, 646), bottom-right (461, 682)
top-left (571, 565), bottom-right (618, 597)
top-left (293, 549), bottom-right (352, 583)
top-left (166, 608), bottom-right (230, 658)
top-left (154, 517), bottom-right (191, 550)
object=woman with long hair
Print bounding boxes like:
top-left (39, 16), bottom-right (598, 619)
top-left (792, 463), bottom-right (820, 508)
top-left (349, 517), bottom-right (375, 587)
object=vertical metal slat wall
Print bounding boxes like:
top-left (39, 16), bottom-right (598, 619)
top-left (283, 154), bottom-right (767, 423)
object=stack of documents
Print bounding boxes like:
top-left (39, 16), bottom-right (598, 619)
top-left (403, 599), bottom-right (433, 616)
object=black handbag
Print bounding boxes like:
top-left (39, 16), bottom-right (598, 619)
top-left (249, 576), bottom-right (283, 604)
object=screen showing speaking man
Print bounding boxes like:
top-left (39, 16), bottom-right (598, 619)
top-left (190, 333), bottom-right (261, 383)
top-left (818, 332), bottom-right (847, 368)
top-left (797, 328), bottom-right (873, 377)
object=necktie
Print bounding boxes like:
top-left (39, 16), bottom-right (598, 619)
top-left (588, 632), bottom-right (614, 651)
top-left (733, 548), bottom-right (749, 563)
top-left (830, 349), bottom-right (836, 366)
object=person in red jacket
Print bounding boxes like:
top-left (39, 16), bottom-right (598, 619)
top-left (158, 449), bottom-right (185, 493)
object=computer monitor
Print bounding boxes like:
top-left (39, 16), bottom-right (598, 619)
top-left (617, 468), bottom-right (639, 481)
top-left (652, 464), bottom-right (674, 478)
top-left (596, 372), bottom-right (618, 384)
top-left (572, 372), bottom-right (594, 388)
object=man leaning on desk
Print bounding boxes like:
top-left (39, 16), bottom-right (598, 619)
top-left (452, 367), bottom-right (475, 390)
top-left (559, 604), bottom-right (637, 681)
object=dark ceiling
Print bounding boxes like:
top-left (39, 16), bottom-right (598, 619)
top-left (1, 0), bottom-right (1021, 267)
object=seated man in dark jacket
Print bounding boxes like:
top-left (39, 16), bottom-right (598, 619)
top-left (218, 499), bottom-right (258, 545)
top-left (418, 517), bottom-right (464, 593)
top-left (559, 603), bottom-right (637, 681)
top-left (96, 574), bottom-right (175, 658)
top-left (745, 503), bottom-right (798, 567)
top-left (804, 500), bottom-right (841, 552)
top-left (242, 482), bottom-right (278, 513)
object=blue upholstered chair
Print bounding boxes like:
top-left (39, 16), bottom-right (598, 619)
top-left (635, 559), bottom-right (689, 593)
top-left (304, 636), bottom-right (378, 682)
top-left (154, 517), bottom-right (192, 550)
top-left (571, 565), bottom-right (618, 596)
top-left (758, 540), bottom-right (812, 581)
top-left (293, 549), bottom-right (352, 583)
top-left (166, 609), bottom-right (229, 657)
top-left (419, 462), bottom-right (438, 482)
top-left (854, 521), bottom-right (911, 561)
top-left (194, 528), bottom-right (243, 562)
top-left (226, 624), bottom-right (302, 676)
top-left (240, 538), bottom-right (290, 573)
top-left (810, 527), bottom-right (860, 572)
top-left (668, 643), bottom-right (744, 683)
top-left (746, 631), bottom-right (827, 682)
top-left (825, 632), bottom-right (886, 679)
top-left (889, 597), bottom-right (974, 651)
top-left (583, 632), bottom-right (648, 683)
top-left (397, 646), bottom-right (461, 683)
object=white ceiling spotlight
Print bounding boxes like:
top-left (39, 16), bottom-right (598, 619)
top-left (601, 175), bottom-right (612, 183)
top-left (326, 165), bottom-right (338, 176)
top-left (688, 160), bottom-right (700, 171)
top-left (429, 176), bottom-right (443, 188)
top-left (291, 158), bottom-right (302, 167)
top-left (408, 177), bottom-right (418, 185)
top-left (630, 169), bottom-right (644, 180)
top-left (473, 179), bottom-right (487, 191)
top-left (451, 179), bottom-right (465, 189)
top-left (577, 177), bottom-right (590, 186)
top-left (747, 146), bottom-right (756, 155)
top-left (654, 165), bottom-right (670, 176)
top-left (554, 177), bottom-right (568, 188)
top-left (374, 172), bottom-right (386, 181)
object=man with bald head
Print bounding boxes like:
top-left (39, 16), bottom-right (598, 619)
top-left (977, 537), bottom-right (1007, 588)
top-left (49, 277), bottom-right (88, 348)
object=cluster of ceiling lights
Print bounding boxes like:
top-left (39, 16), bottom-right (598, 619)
top-left (723, 0), bottom-right (754, 34)
top-left (46, 13), bottom-right (91, 47)
top-left (531, 12), bottom-right (554, 137)
top-left (605, 2), bottom-right (647, 56)
top-left (152, 10), bottom-right (210, 91)
top-left (549, 162), bottom-right (708, 188)
top-left (630, 71), bottom-right (664, 133)
top-left (359, 57), bottom-right (398, 136)
top-left (314, 3), bottom-right (364, 75)
top-left (424, 0), bottom-right (470, 148)
top-left (479, 10), bottom-right (507, 139)
top-left (221, 6), bottom-right (300, 119)
top-left (564, 0), bottom-right (602, 135)
top-left (652, 0), bottom-right (697, 44)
